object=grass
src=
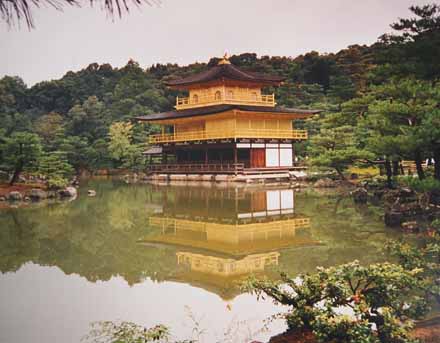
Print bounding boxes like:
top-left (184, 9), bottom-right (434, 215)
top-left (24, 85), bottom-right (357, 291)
top-left (347, 166), bottom-right (380, 178)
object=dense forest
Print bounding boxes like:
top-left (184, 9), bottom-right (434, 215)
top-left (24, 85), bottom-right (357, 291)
top-left (0, 4), bottom-right (439, 187)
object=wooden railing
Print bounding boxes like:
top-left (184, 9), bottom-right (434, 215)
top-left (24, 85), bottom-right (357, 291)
top-left (149, 128), bottom-right (308, 144)
top-left (149, 217), bottom-right (311, 231)
top-left (236, 129), bottom-right (307, 140)
top-left (176, 93), bottom-right (275, 110)
top-left (146, 163), bottom-right (245, 173)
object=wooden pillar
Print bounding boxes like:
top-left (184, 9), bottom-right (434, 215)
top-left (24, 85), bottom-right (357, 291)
top-left (278, 144), bottom-right (281, 168)
top-left (234, 144), bottom-right (238, 175)
top-left (204, 147), bottom-right (208, 165)
top-left (292, 143), bottom-right (296, 164)
top-left (234, 187), bottom-right (238, 213)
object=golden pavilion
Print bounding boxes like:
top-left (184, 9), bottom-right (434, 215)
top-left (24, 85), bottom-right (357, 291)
top-left (137, 55), bottom-right (321, 178)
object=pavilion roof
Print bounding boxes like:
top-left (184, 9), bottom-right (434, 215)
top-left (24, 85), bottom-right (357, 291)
top-left (136, 104), bottom-right (321, 122)
top-left (165, 62), bottom-right (285, 88)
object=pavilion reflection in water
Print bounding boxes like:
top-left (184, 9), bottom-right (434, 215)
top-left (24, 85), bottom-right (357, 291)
top-left (141, 186), bottom-right (317, 298)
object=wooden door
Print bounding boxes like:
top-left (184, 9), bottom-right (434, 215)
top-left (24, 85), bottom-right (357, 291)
top-left (251, 148), bottom-right (266, 168)
top-left (251, 191), bottom-right (267, 212)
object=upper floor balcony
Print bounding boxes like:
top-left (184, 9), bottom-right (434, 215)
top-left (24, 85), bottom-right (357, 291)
top-left (149, 128), bottom-right (308, 144)
top-left (175, 93), bottom-right (275, 110)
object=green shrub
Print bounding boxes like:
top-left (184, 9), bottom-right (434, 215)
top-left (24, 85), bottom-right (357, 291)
top-left (245, 261), bottom-right (426, 343)
top-left (398, 176), bottom-right (440, 192)
top-left (387, 219), bottom-right (440, 305)
top-left (83, 322), bottom-right (170, 343)
top-left (38, 151), bottom-right (74, 190)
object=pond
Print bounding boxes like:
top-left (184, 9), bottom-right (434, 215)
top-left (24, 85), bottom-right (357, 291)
top-left (0, 179), bottom-right (403, 343)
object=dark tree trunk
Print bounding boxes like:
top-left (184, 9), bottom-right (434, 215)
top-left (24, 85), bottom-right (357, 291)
top-left (335, 167), bottom-right (346, 181)
top-left (9, 163), bottom-right (23, 186)
top-left (9, 142), bottom-right (24, 186)
top-left (414, 149), bottom-right (425, 180)
top-left (434, 148), bottom-right (440, 181)
top-left (392, 160), bottom-right (399, 176)
top-left (385, 159), bottom-right (393, 188)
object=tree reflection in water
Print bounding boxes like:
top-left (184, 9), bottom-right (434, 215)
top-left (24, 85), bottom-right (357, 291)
top-left (0, 180), bottom-right (400, 298)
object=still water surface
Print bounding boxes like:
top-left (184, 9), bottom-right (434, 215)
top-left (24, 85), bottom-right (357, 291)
top-left (0, 180), bottom-right (402, 343)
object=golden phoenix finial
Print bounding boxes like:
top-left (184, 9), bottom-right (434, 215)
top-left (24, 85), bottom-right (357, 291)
top-left (218, 52), bottom-right (231, 65)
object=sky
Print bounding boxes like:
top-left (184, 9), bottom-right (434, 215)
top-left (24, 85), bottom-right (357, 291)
top-left (0, 0), bottom-right (429, 86)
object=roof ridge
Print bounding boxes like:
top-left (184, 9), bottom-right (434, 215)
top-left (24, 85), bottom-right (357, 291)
top-left (165, 60), bottom-right (285, 87)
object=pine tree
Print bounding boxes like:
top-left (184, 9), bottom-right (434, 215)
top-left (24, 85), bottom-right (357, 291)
top-left (38, 151), bottom-right (74, 189)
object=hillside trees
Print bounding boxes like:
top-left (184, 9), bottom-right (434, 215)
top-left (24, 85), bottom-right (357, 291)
top-left (376, 4), bottom-right (440, 81)
top-left (34, 112), bottom-right (64, 147)
top-left (0, 76), bottom-right (31, 135)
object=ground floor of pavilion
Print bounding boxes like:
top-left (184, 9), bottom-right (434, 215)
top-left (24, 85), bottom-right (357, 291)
top-left (145, 141), bottom-right (301, 175)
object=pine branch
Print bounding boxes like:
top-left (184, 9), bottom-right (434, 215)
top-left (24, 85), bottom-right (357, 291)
top-left (0, 0), bottom-right (160, 28)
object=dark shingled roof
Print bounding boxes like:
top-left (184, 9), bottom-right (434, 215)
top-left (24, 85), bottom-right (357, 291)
top-left (165, 63), bottom-right (285, 87)
top-left (136, 104), bottom-right (321, 122)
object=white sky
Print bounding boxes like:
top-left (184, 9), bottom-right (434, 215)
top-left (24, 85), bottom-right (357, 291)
top-left (0, 0), bottom-right (428, 86)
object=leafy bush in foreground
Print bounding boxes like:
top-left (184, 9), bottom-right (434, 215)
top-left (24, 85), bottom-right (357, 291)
top-left (245, 261), bottom-right (427, 343)
top-left (387, 219), bottom-right (440, 305)
top-left (83, 321), bottom-right (171, 343)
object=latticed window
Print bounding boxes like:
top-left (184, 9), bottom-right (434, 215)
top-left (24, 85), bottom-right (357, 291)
top-left (214, 91), bottom-right (222, 100)
top-left (227, 90), bottom-right (234, 99)
top-left (193, 94), bottom-right (199, 103)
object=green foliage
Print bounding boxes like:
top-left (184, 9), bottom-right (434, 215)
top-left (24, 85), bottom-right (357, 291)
top-left (108, 121), bottom-right (146, 170)
top-left (57, 135), bottom-right (98, 172)
top-left (387, 218), bottom-right (440, 305)
top-left (327, 74), bottom-right (357, 105)
top-left (38, 151), bottom-right (74, 189)
top-left (66, 96), bottom-right (108, 142)
top-left (398, 176), bottom-right (440, 193)
top-left (376, 4), bottom-right (440, 81)
top-left (245, 261), bottom-right (426, 343)
top-left (109, 121), bottom-right (133, 161)
top-left (364, 79), bottom-right (439, 154)
top-left (34, 112), bottom-right (64, 146)
top-left (84, 321), bottom-right (170, 343)
top-left (309, 125), bottom-right (373, 179)
top-left (0, 132), bottom-right (42, 184)
top-left (120, 143), bottom-right (146, 171)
